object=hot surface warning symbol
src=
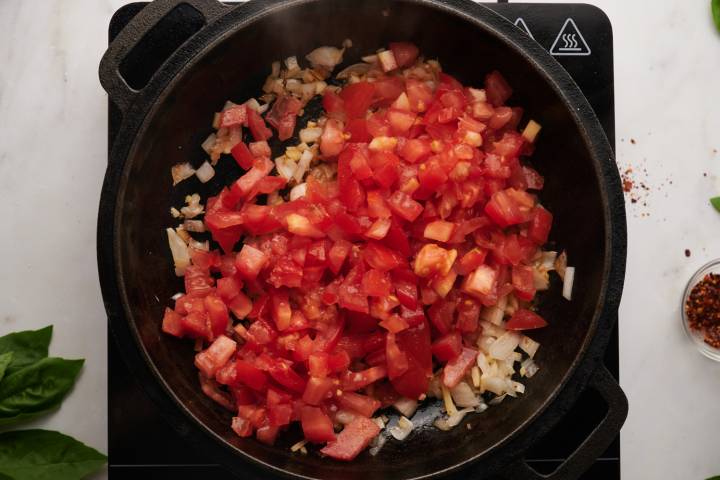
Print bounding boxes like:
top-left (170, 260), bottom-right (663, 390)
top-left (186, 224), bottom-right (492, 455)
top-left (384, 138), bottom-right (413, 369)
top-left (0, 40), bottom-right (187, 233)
top-left (549, 18), bottom-right (591, 56)
top-left (514, 18), bottom-right (534, 39)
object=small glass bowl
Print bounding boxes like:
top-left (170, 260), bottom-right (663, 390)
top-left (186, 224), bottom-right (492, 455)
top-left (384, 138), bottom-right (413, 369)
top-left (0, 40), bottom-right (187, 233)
top-left (681, 259), bottom-right (720, 362)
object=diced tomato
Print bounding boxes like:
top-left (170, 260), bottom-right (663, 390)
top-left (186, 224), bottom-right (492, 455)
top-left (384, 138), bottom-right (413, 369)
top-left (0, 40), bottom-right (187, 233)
top-left (485, 70), bottom-right (513, 106)
top-left (227, 292), bottom-right (253, 319)
top-left (184, 265), bottom-right (214, 297)
top-left (506, 308), bottom-right (548, 330)
top-left (235, 360), bottom-right (269, 390)
top-left (247, 108), bottom-right (273, 141)
top-left (346, 118), bottom-right (371, 142)
top-left (301, 406), bottom-right (336, 443)
top-left (431, 331), bottom-right (463, 362)
top-left (302, 376), bottom-right (335, 405)
top-left (340, 81), bottom-right (375, 119)
top-left (456, 297), bottom-right (481, 333)
top-left (161, 308), bottom-right (184, 337)
top-left (382, 220), bottom-right (411, 258)
top-left (529, 206), bottom-right (552, 244)
top-left (485, 188), bottom-right (534, 227)
top-left (341, 366), bottom-right (387, 391)
top-left (424, 220), bottom-right (456, 242)
top-left (268, 403), bottom-right (293, 427)
top-left (323, 90), bottom-right (346, 119)
top-left (392, 268), bottom-right (418, 310)
top-left (266, 94), bottom-right (302, 141)
top-left (363, 242), bottom-right (403, 271)
top-left (321, 417), bottom-right (380, 461)
top-left (195, 335), bottom-right (236, 378)
top-left (387, 190), bottom-right (423, 222)
top-left (268, 359), bottom-right (307, 393)
top-left (230, 141), bottom-right (254, 169)
top-left (313, 315), bottom-right (345, 353)
top-left (442, 347), bottom-right (477, 388)
top-left (246, 320), bottom-right (277, 346)
top-left (406, 79), bottom-right (433, 112)
top-left (271, 290), bottom-right (292, 331)
top-left (391, 321), bottom-right (432, 399)
top-left (268, 256), bottom-right (304, 288)
top-left (204, 294), bottom-right (230, 337)
top-left (338, 392), bottom-right (381, 418)
top-left (361, 268), bottom-right (392, 297)
top-left (339, 265), bottom-right (369, 314)
top-left (512, 264), bottom-right (536, 301)
top-left (217, 276), bottom-right (242, 301)
top-left (385, 332), bottom-right (409, 379)
top-left (232, 417), bottom-right (254, 437)
top-left (366, 190), bottom-right (392, 218)
top-left (399, 138), bottom-right (432, 163)
top-left (219, 104), bottom-right (247, 128)
top-left (389, 42), bottom-right (419, 68)
top-left (373, 76), bottom-right (405, 104)
top-left (320, 118), bottom-right (346, 157)
top-left (235, 244), bottom-right (267, 280)
top-left (428, 299), bottom-right (455, 335)
top-left (328, 239), bottom-right (352, 274)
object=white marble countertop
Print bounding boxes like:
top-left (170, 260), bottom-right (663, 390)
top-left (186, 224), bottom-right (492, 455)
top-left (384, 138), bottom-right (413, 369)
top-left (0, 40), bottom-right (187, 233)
top-left (0, 0), bottom-right (719, 479)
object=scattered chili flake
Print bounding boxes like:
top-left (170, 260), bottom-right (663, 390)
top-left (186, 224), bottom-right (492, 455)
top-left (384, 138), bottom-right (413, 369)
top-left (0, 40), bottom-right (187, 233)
top-left (685, 273), bottom-right (720, 349)
top-left (630, 138), bottom-right (636, 144)
top-left (685, 249), bottom-right (691, 258)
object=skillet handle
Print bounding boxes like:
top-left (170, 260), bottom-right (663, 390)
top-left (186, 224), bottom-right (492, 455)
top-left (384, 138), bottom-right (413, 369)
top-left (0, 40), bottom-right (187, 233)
top-left (501, 364), bottom-right (628, 480)
top-left (99, 0), bottom-right (229, 114)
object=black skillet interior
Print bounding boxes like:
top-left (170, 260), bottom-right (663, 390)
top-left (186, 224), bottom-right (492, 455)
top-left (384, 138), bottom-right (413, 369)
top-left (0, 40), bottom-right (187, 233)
top-left (112, 1), bottom-right (608, 478)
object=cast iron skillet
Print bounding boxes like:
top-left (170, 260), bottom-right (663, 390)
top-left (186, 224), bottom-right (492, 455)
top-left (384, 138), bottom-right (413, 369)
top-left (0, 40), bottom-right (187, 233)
top-left (98, 0), bottom-right (628, 478)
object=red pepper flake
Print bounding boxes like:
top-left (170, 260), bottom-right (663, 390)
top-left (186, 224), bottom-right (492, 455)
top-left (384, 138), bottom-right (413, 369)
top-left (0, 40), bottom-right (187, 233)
top-left (685, 273), bottom-right (720, 349)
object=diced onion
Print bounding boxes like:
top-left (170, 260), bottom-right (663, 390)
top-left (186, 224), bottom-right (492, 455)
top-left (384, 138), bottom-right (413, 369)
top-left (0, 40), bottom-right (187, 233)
top-left (522, 120), bottom-right (542, 143)
top-left (519, 335), bottom-right (540, 358)
top-left (393, 397), bottom-right (418, 418)
top-left (188, 239), bottom-right (209, 251)
top-left (171, 162), bottom-right (195, 186)
top-left (434, 408), bottom-right (474, 431)
top-left (481, 376), bottom-right (507, 396)
top-left (294, 149), bottom-right (313, 183)
top-left (336, 63), bottom-right (372, 79)
top-left (180, 193), bottom-right (204, 219)
top-left (369, 136), bottom-right (398, 151)
top-left (450, 382), bottom-right (480, 408)
top-left (284, 55), bottom-right (300, 72)
top-left (481, 306), bottom-right (504, 326)
top-left (306, 46), bottom-right (344, 69)
top-left (512, 381), bottom-right (526, 395)
top-left (520, 358), bottom-right (540, 378)
top-left (257, 103), bottom-right (270, 114)
top-left (275, 156), bottom-right (298, 180)
top-left (467, 88), bottom-right (487, 102)
top-left (166, 228), bottom-right (190, 276)
top-left (195, 161), bottom-right (215, 183)
top-left (555, 251), bottom-right (568, 279)
top-left (369, 433), bottom-right (387, 456)
top-left (479, 321), bottom-right (507, 338)
top-left (299, 127), bottom-right (323, 144)
top-left (372, 417), bottom-right (386, 430)
top-left (290, 439), bottom-right (308, 452)
top-left (184, 219), bottom-right (205, 233)
top-left (489, 331), bottom-right (521, 360)
top-left (245, 98), bottom-right (261, 112)
top-left (170, 207), bottom-right (181, 218)
top-left (377, 49), bottom-right (398, 72)
top-left (171, 292), bottom-right (183, 301)
top-left (362, 54), bottom-right (378, 64)
top-left (471, 366), bottom-right (481, 388)
top-left (488, 394), bottom-right (507, 406)
top-left (441, 383), bottom-right (458, 416)
top-left (334, 409), bottom-right (357, 425)
top-left (563, 266), bottom-right (575, 301)
top-left (289, 183), bottom-right (307, 201)
top-left (201, 133), bottom-right (217, 155)
top-left (533, 268), bottom-right (550, 290)
top-left (389, 416), bottom-right (413, 441)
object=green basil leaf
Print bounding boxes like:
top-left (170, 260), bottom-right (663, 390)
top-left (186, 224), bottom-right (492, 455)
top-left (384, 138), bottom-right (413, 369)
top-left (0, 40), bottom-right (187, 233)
top-left (0, 357), bottom-right (83, 426)
top-left (713, 0), bottom-right (720, 32)
top-left (0, 326), bottom-right (52, 376)
top-left (705, 476), bottom-right (720, 480)
top-left (0, 429), bottom-right (106, 480)
top-left (0, 353), bottom-right (13, 384)
top-left (711, 196), bottom-right (720, 213)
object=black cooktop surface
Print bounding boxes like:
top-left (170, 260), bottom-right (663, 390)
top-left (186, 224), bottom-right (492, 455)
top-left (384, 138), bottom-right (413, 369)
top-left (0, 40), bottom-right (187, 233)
top-left (107, 3), bottom-right (618, 479)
